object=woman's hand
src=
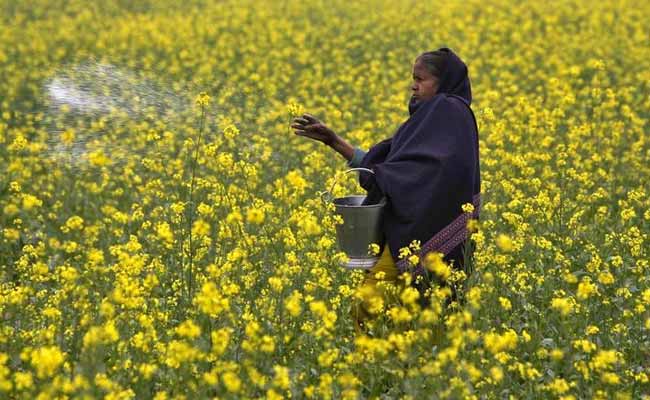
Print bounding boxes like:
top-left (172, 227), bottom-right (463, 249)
top-left (291, 113), bottom-right (338, 146)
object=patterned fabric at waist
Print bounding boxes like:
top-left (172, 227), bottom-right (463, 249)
top-left (396, 193), bottom-right (481, 275)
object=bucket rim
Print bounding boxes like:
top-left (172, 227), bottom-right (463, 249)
top-left (332, 195), bottom-right (386, 208)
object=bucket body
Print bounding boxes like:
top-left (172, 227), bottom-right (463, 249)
top-left (333, 195), bottom-right (386, 269)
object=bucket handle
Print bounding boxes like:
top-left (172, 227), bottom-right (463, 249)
top-left (319, 167), bottom-right (374, 205)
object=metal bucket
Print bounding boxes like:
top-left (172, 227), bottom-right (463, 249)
top-left (321, 168), bottom-right (386, 269)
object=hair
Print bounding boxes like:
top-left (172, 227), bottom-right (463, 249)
top-left (417, 50), bottom-right (447, 80)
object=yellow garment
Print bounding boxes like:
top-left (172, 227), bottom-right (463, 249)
top-left (350, 244), bottom-right (406, 334)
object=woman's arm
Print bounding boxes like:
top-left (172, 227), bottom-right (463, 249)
top-left (329, 135), bottom-right (355, 161)
top-left (292, 113), bottom-right (362, 163)
top-left (346, 147), bottom-right (368, 168)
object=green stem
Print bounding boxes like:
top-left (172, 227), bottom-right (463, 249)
top-left (186, 105), bottom-right (207, 301)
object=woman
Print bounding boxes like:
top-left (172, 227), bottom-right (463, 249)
top-left (292, 48), bottom-right (481, 332)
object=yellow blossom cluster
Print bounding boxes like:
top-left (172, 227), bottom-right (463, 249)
top-left (0, 0), bottom-right (648, 398)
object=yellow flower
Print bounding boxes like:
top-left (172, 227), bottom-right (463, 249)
top-left (462, 202), bottom-right (475, 213)
top-left (175, 320), bottom-right (201, 339)
top-left (30, 346), bottom-right (65, 379)
top-left (338, 373), bottom-right (361, 388)
top-left (319, 373), bottom-right (334, 398)
top-left (88, 149), bottom-right (111, 166)
top-left (368, 243), bottom-right (381, 256)
top-left (3, 203), bottom-right (18, 216)
top-left (223, 123), bottom-right (240, 140)
top-left (318, 349), bottom-right (339, 368)
top-left (550, 297), bottom-right (574, 316)
top-left (309, 301), bottom-right (337, 330)
top-left (400, 287), bottom-right (420, 305)
top-left (297, 214), bottom-right (321, 236)
top-left (303, 385), bottom-right (316, 398)
top-left (268, 276), bottom-right (284, 292)
top-left (9, 181), bottom-right (21, 192)
top-left (22, 194), bottom-right (42, 210)
top-left (467, 219), bottom-right (480, 233)
top-left (550, 349), bottom-right (564, 361)
top-left (266, 388), bottom-right (284, 400)
top-left (153, 392), bottom-right (168, 400)
top-left (138, 364), bottom-right (158, 380)
top-left (191, 218), bottom-right (210, 237)
top-left (197, 203), bottom-right (213, 216)
top-left (64, 215), bottom-right (84, 231)
top-left (424, 252), bottom-right (451, 281)
top-left (287, 101), bottom-right (304, 118)
top-left (170, 202), bottom-right (185, 215)
top-left (284, 290), bottom-right (303, 317)
top-left (408, 254), bottom-right (419, 266)
top-left (246, 207), bottom-right (265, 224)
top-left (398, 246), bottom-right (412, 259)
top-left (61, 129), bottom-right (75, 145)
top-left (590, 349), bottom-right (619, 371)
top-left (194, 282), bottom-right (230, 317)
top-left (641, 288), bottom-right (650, 304)
top-left (222, 371), bottom-right (241, 393)
top-left (547, 378), bottom-right (570, 394)
top-left (260, 335), bottom-right (276, 353)
top-left (388, 306), bottom-right (413, 323)
top-left (576, 277), bottom-right (598, 300)
top-left (601, 372), bottom-right (620, 385)
top-left (195, 91), bottom-right (210, 106)
top-left (3, 228), bottom-right (20, 241)
top-left (210, 327), bottom-right (232, 357)
top-left (273, 365), bottom-right (290, 390)
top-left (563, 272), bottom-right (578, 284)
top-left (164, 341), bottom-right (202, 368)
top-left (408, 240), bottom-right (421, 251)
top-left (490, 366), bottom-right (504, 383)
top-left (156, 222), bottom-right (174, 248)
top-left (598, 270), bottom-right (615, 285)
top-left (83, 321), bottom-right (120, 348)
top-left (572, 339), bottom-right (596, 353)
top-left (483, 329), bottom-right (518, 354)
top-left (14, 371), bottom-right (33, 390)
top-left (495, 234), bottom-right (514, 252)
top-left (498, 296), bottom-right (512, 311)
top-left (246, 365), bottom-right (267, 388)
top-left (467, 287), bottom-right (482, 309)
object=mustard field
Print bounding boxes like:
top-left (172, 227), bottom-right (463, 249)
top-left (1, 0), bottom-right (649, 398)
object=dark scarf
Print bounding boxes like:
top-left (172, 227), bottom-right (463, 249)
top-left (358, 48), bottom-right (481, 274)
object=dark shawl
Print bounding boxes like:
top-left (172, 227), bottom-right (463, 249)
top-left (358, 48), bottom-right (481, 272)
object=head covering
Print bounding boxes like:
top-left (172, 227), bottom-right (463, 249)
top-left (358, 48), bottom-right (481, 275)
top-left (409, 47), bottom-right (472, 114)
top-left (436, 47), bottom-right (472, 104)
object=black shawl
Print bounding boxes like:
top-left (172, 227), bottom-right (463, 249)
top-left (358, 48), bottom-right (481, 272)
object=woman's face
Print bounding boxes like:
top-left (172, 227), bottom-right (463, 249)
top-left (411, 58), bottom-right (439, 102)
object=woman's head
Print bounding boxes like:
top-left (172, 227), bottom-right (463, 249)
top-left (411, 50), bottom-right (447, 102)
top-left (410, 48), bottom-right (472, 106)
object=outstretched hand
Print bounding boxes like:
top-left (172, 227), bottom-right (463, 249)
top-left (291, 113), bottom-right (338, 146)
